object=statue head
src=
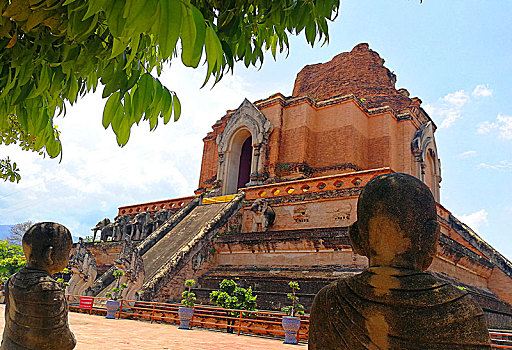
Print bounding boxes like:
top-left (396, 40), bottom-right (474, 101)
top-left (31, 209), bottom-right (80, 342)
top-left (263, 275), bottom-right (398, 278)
top-left (349, 173), bottom-right (440, 271)
top-left (22, 222), bottom-right (73, 275)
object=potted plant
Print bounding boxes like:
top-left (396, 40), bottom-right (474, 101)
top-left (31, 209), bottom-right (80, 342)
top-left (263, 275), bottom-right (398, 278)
top-left (178, 279), bottom-right (196, 329)
top-left (281, 281), bottom-right (304, 345)
top-left (105, 269), bottom-right (127, 319)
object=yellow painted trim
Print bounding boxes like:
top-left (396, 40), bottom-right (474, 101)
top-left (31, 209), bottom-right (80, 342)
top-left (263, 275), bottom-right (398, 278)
top-left (202, 194), bottom-right (237, 205)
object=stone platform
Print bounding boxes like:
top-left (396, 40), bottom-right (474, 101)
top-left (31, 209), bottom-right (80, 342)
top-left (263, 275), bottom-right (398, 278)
top-left (0, 305), bottom-right (302, 350)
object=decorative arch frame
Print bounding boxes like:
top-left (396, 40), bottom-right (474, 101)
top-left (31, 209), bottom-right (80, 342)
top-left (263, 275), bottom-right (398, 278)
top-left (216, 99), bottom-right (273, 195)
top-left (411, 121), bottom-right (442, 201)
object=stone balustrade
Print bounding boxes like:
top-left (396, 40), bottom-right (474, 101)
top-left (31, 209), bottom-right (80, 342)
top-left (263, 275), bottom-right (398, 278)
top-left (118, 195), bottom-right (195, 216)
top-left (241, 168), bottom-right (393, 200)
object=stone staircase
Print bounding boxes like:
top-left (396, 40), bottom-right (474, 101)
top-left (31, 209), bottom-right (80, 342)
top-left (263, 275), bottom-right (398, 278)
top-left (87, 193), bottom-right (245, 301)
top-left (138, 192), bottom-right (245, 300)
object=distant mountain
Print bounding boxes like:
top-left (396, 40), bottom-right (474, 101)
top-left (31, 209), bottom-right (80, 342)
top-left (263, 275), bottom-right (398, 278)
top-left (0, 225), bottom-right (13, 240)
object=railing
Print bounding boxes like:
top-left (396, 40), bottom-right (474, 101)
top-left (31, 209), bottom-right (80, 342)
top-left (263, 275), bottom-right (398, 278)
top-left (118, 195), bottom-right (195, 216)
top-left (66, 295), bottom-right (309, 342)
top-left (491, 329), bottom-right (512, 349)
top-left (241, 168), bottom-right (392, 201)
top-left (67, 295), bottom-right (509, 346)
top-left (118, 168), bottom-right (392, 216)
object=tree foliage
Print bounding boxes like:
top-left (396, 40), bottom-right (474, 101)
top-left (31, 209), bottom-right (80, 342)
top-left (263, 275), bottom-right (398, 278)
top-left (0, 0), bottom-right (340, 180)
top-left (7, 220), bottom-right (33, 245)
top-left (0, 239), bottom-right (26, 281)
top-left (209, 279), bottom-right (257, 314)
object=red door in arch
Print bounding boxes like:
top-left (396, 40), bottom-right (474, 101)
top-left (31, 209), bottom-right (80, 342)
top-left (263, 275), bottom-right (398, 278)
top-left (237, 136), bottom-right (252, 189)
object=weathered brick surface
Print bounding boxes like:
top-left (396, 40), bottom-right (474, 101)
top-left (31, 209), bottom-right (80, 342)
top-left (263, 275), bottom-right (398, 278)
top-left (292, 43), bottom-right (417, 112)
top-left (488, 267), bottom-right (512, 306)
top-left (196, 44), bottom-right (433, 194)
top-left (73, 242), bottom-right (122, 276)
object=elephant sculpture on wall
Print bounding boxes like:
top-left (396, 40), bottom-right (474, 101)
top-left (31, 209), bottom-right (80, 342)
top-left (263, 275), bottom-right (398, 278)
top-left (250, 198), bottom-right (275, 232)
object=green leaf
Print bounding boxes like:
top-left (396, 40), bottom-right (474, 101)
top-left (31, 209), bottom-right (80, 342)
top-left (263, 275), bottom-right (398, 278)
top-left (125, 69), bottom-right (140, 91)
top-left (13, 83), bottom-right (33, 106)
top-left (83, 0), bottom-right (107, 20)
top-left (111, 37), bottom-right (128, 59)
top-left (181, 3), bottom-right (205, 68)
top-left (158, 0), bottom-right (182, 58)
top-left (102, 91), bottom-right (121, 129)
top-left (172, 93), bottom-right (181, 122)
top-left (132, 73), bottom-right (154, 122)
top-left (124, 35), bottom-right (140, 70)
top-left (161, 88), bottom-right (172, 124)
top-left (68, 75), bottom-right (79, 103)
top-left (123, 92), bottom-right (133, 122)
top-left (105, 0), bottom-right (126, 37)
top-left (122, 0), bottom-right (158, 37)
top-left (118, 126), bottom-right (132, 147)
top-left (203, 24), bottom-right (223, 87)
top-left (305, 21), bottom-right (317, 46)
top-left (111, 101), bottom-right (124, 133)
top-left (45, 134), bottom-right (61, 158)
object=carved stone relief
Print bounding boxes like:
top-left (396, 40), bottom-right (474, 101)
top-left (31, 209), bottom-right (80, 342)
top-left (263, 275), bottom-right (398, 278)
top-left (249, 198), bottom-right (275, 232)
top-left (411, 121), bottom-right (441, 201)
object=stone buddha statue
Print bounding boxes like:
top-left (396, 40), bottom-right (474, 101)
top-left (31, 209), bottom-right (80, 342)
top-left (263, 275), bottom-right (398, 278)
top-left (1, 222), bottom-right (76, 350)
top-left (309, 173), bottom-right (491, 350)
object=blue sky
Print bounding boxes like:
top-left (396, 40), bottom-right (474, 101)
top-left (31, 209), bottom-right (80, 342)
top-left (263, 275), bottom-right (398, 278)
top-left (1, 0), bottom-right (511, 260)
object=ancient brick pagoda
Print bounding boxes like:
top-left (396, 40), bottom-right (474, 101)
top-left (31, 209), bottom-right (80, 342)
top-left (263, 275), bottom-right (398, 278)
top-left (78, 43), bottom-right (512, 328)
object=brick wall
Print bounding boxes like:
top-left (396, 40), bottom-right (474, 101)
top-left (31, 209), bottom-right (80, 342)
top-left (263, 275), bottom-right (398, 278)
top-left (488, 267), bottom-right (512, 306)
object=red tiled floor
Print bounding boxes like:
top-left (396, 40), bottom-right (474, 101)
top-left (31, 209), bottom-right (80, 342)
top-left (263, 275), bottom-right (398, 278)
top-left (0, 305), bottom-right (305, 349)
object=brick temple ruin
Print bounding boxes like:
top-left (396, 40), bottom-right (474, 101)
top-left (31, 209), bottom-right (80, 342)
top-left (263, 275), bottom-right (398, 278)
top-left (73, 43), bottom-right (512, 328)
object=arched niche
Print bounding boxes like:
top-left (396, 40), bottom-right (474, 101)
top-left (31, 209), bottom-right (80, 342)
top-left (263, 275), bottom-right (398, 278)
top-left (411, 121), bottom-right (442, 201)
top-left (217, 99), bottom-right (273, 195)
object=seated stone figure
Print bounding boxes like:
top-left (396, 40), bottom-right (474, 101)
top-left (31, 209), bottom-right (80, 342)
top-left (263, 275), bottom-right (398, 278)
top-left (1, 222), bottom-right (76, 350)
top-left (309, 173), bottom-right (490, 350)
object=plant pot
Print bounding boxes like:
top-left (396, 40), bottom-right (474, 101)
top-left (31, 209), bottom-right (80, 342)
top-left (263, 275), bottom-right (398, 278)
top-left (282, 316), bottom-right (301, 344)
top-left (178, 306), bottom-right (194, 329)
top-left (105, 300), bottom-right (120, 319)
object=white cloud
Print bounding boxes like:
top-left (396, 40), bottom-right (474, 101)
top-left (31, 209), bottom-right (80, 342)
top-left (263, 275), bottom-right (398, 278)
top-left (505, 207), bottom-right (512, 215)
top-left (443, 90), bottom-right (471, 108)
top-left (496, 114), bottom-right (512, 140)
top-left (477, 120), bottom-right (497, 134)
top-left (456, 150), bottom-right (477, 159)
top-left (472, 84), bottom-right (493, 97)
top-left (478, 160), bottom-right (512, 171)
top-left (477, 114), bottom-right (512, 140)
top-left (458, 209), bottom-right (489, 231)
top-left (423, 90), bottom-right (470, 128)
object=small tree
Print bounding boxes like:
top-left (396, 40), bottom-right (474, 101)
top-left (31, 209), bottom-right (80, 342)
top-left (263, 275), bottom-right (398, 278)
top-left (210, 279), bottom-right (257, 333)
top-left (281, 281), bottom-right (304, 317)
top-left (106, 269), bottom-right (127, 301)
top-left (7, 220), bottom-right (33, 245)
top-left (0, 240), bottom-right (26, 285)
top-left (181, 279), bottom-right (196, 307)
